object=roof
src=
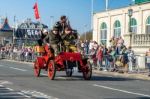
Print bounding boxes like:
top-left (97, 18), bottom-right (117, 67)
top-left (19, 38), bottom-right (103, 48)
top-left (0, 17), bottom-right (13, 31)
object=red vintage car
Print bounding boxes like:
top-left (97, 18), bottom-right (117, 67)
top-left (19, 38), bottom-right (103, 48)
top-left (33, 45), bottom-right (92, 80)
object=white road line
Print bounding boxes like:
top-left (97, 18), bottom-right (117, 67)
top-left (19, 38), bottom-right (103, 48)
top-left (21, 90), bottom-right (59, 99)
top-left (0, 81), bottom-right (13, 85)
top-left (17, 92), bottom-right (31, 98)
top-left (6, 88), bottom-right (14, 91)
top-left (93, 84), bottom-right (150, 97)
top-left (9, 67), bottom-right (27, 72)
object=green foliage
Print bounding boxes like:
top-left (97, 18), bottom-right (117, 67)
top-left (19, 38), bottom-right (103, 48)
top-left (79, 30), bottom-right (93, 41)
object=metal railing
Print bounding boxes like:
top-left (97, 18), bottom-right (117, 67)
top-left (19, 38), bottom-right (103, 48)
top-left (0, 51), bottom-right (149, 75)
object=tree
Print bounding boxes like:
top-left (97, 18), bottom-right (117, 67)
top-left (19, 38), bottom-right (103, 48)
top-left (79, 30), bottom-right (93, 41)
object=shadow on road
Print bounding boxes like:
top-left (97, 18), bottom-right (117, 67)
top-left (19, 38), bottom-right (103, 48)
top-left (53, 75), bottom-right (134, 81)
top-left (0, 74), bottom-right (135, 81)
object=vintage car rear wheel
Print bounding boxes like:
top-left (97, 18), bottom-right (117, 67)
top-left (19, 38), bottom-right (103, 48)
top-left (48, 60), bottom-right (56, 80)
top-left (83, 61), bottom-right (92, 80)
top-left (34, 60), bottom-right (41, 77)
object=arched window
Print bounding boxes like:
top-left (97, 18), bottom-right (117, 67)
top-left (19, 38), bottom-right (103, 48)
top-left (146, 16), bottom-right (150, 33)
top-left (114, 20), bottom-right (121, 38)
top-left (130, 18), bottom-right (137, 33)
top-left (100, 22), bottom-right (107, 45)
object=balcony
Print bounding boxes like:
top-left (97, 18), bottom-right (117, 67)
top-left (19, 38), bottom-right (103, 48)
top-left (132, 34), bottom-right (150, 47)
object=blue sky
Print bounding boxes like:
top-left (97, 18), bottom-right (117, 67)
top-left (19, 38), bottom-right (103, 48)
top-left (0, 0), bottom-right (133, 33)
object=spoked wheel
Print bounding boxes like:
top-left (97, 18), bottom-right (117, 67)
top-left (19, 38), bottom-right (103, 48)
top-left (34, 60), bottom-right (41, 77)
top-left (48, 60), bottom-right (56, 80)
top-left (66, 69), bottom-right (73, 77)
top-left (83, 61), bottom-right (92, 80)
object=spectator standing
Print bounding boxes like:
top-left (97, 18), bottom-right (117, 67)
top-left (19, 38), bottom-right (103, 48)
top-left (110, 47), bottom-right (116, 70)
top-left (96, 46), bottom-right (103, 70)
top-left (89, 40), bottom-right (94, 52)
top-left (116, 36), bottom-right (124, 55)
top-left (103, 45), bottom-right (108, 71)
top-left (109, 37), bottom-right (116, 48)
top-left (146, 48), bottom-right (150, 77)
top-left (127, 46), bottom-right (135, 72)
top-left (84, 40), bottom-right (89, 54)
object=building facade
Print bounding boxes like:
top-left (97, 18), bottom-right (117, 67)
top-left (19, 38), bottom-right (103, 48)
top-left (0, 17), bottom-right (13, 46)
top-left (93, 2), bottom-right (150, 53)
top-left (15, 18), bottom-right (48, 46)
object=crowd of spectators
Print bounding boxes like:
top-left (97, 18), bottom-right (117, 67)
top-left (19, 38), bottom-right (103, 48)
top-left (0, 36), bottom-right (149, 76)
top-left (78, 36), bottom-right (136, 73)
top-left (0, 44), bottom-right (35, 62)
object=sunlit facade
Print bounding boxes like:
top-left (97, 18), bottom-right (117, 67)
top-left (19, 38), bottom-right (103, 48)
top-left (93, 3), bottom-right (150, 47)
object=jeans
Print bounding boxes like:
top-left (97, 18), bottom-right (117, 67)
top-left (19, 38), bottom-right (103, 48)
top-left (98, 60), bottom-right (102, 70)
top-left (104, 56), bottom-right (109, 69)
top-left (147, 63), bottom-right (150, 75)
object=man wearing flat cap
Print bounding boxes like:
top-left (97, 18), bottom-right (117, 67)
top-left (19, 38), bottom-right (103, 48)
top-left (43, 27), bottom-right (62, 56)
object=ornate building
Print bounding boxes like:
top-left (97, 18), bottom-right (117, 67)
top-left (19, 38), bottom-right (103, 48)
top-left (93, 1), bottom-right (150, 68)
top-left (0, 17), bottom-right (13, 46)
top-left (15, 18), bottom-right (48, 46)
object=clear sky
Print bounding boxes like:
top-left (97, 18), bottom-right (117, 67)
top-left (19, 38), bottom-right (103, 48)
top-left (0, 0), bottom-right (133, 33)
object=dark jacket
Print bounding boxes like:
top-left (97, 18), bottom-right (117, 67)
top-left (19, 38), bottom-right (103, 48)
top-left (43, 31), bottom-right (62, 44)
top-left (61, 33), bottom-right (77, 45)
top-left (54, 21), bottom-right (71, 34)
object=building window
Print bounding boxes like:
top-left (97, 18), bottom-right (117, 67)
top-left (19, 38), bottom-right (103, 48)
top-left (130, 18), bottom-right (137, 33)
top-left (100, 22), bottom-right (107, 45)
top-left (146, 16), bottom-right (150, 34)
top-left (114, 20), bottom-right (121, 38)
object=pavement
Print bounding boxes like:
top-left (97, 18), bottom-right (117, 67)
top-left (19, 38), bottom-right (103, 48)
top-left (0, 59), bottom-right (150, 99)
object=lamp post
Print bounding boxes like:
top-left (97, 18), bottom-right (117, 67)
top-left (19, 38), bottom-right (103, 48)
top-left (84, 24), bottom-right (87, 41)
top-left (13, 16), bottom-right (16, 45)
top-left (25, 34), bottom-right (27, 46)
top-left (128, 8), bottom-right (133, 33)
top-left (50, 16), bottom-right (54, 29)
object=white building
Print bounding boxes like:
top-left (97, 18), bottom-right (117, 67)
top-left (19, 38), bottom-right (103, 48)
top-left (93, 2), bottom-right (150, 54)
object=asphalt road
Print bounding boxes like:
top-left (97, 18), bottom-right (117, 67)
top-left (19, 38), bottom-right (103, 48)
top-left (0, 59), bottom-right (150, 99)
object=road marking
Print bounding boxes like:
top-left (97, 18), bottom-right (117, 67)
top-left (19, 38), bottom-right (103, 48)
top-left (0, 81), bottom-right (13, 85)
top-left (9, 67), bottom-right (27, 72)
top-left (6, 88), bottom-right (14, 91)
top-left (17, 92), bottom-right (31, 98)
top-left (21, 90), bottom-right (59, 99)
top-left (93, 84), bottom-right (150, 97)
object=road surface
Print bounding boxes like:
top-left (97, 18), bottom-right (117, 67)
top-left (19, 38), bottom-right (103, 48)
top-left (0, 59), bottom-right (150, 99)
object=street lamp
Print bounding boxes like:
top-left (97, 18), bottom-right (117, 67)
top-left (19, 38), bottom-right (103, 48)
top-left (128, 8), bottom-right (133, 33)
top-left (12, 16), bottom-right (16, 45)
top-left (50, 16), bottom-right (54, 29)
top-left (84, 24), bottom-right (87, 41)
top-left (25, 34), bottom-right (27, 46)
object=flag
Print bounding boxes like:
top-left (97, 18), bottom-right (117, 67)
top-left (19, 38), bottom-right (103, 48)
top-left (33, 2), bottom-right (40, 19)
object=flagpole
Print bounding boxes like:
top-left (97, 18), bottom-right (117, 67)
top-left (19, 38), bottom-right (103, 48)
top-left (106, 0), bottom-right (108, 11)
top-left (91, 0), bottom-right (94, 30)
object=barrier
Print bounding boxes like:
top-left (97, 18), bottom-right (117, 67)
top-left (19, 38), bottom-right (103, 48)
top-left (0, 50), bottom-right (149, 75)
